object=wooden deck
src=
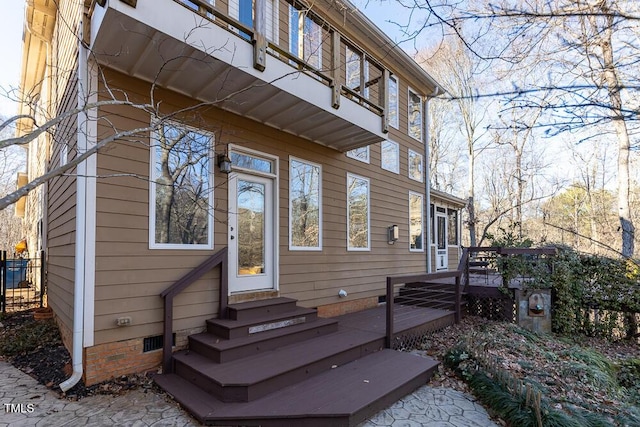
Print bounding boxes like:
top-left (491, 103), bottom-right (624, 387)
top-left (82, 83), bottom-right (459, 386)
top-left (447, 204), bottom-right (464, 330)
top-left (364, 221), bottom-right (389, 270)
top-left (155, 299), bottom-right (453, 426)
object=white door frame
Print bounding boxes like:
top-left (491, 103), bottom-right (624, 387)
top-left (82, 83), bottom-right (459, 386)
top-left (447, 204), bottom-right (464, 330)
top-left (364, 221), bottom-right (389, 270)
top-left (228, 171), bottom-right (278, 293)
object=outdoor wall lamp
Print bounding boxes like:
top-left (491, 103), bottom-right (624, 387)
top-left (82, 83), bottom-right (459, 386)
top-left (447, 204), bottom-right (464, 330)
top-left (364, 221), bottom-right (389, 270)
top-left (218, 153), bottom-right (232, 174)
top-left (387, 225), bottom-right (399, 244)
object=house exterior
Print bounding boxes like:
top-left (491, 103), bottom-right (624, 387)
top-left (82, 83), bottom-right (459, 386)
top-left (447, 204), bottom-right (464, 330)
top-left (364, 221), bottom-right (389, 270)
top-left (18, 0), bottom-right (464, 386)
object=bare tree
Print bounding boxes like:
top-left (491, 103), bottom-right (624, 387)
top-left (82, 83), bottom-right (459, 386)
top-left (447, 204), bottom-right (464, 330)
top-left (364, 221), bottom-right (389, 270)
top-left (399, 0), bottom-right (639, 256)
top-left (418, 37), bottom-right (491, 247)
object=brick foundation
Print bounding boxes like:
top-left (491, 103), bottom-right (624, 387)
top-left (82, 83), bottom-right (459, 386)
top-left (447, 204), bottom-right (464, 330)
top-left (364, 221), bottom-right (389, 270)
top-left (84, 338), bottom-right (162, 385)
top-left (52, 307), bottom-right (205, 386)
top-left (316, 296), bottom-right (378, 318)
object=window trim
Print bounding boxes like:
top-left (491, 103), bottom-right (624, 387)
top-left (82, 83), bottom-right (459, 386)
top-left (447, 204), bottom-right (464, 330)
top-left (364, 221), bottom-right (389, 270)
top-left (388, 75), bottom-right (399, 129)
top-left (346, 173), bottom-right (371, 251)
top-left (289, 156), bottom-right (323, 251)
top-left (408, 149), bottom-right (424, 183)
top-left (346, 146), bottom-right (370, 164)
top-left (380, 140), bottom-right (399, 174)
top-left (408, 87), bottom-right (423, 142)
top-left (409, 191), bottom-right (424, 253)
top-left (149, 122), bottom-right (215, 250)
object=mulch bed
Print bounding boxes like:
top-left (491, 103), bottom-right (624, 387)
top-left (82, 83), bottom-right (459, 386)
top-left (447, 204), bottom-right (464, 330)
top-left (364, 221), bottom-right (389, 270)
top-left (0, 310), bottom-right (154, 400)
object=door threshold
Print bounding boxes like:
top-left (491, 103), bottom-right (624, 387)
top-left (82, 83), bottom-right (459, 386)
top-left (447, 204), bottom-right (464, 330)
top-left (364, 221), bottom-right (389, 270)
top-left (229, 290), bottom-right (279, 304)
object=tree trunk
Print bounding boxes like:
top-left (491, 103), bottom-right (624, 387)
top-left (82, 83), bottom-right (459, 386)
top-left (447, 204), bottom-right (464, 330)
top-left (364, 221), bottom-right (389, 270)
top-left (599, 12), bottom-right (635, 258)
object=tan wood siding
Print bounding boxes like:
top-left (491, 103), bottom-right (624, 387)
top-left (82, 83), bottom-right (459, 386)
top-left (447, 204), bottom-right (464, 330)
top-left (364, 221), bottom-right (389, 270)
top-left (88, 69), bottom-right (434, 346)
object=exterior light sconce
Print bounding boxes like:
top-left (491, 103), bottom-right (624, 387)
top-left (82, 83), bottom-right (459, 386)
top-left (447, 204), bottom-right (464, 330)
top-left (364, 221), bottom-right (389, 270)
top-left (218, 152), bottom-right (232, 174)
top-left (388, 225), bottom-right (399, 244)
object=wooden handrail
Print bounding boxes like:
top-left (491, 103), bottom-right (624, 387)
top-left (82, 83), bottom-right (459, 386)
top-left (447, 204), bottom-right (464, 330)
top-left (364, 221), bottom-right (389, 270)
top-left (385, 270), bottom-right (462, 348)
top-left (160, 247), bottom-right (228, 374)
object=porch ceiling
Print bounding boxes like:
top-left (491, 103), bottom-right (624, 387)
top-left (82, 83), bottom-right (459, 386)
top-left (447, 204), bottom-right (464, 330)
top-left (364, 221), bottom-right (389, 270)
top-left (89, 2), bottom-right (386, 152)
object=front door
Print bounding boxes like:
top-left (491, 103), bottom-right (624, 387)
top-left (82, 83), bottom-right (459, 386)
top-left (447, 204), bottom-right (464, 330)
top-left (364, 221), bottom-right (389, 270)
top-left (436, 213), bottom-right (447, 270)
top-left (228, 172), bottom-right (276, 293)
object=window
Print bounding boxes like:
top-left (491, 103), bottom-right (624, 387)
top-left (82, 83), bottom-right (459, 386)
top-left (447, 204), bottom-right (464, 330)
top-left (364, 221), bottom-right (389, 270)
top-left (346, 46), bottom-right (369, 98)
top-left (388, 75), bottom-right (398, 129)
top-left (230, 151), bottom-right (274, 174)
top-left (347, 174), bottom-right (370, 250)
top-left (346, 146), bottom-right (370, 163)
top-left (448, 208), bottom-right (459, 245)
top-left (409, 192), bottom-right (424, 251)
top-left (289, 157), bottom-right (322, 250)
top-left (289, 6), bottom-right (322, 69)
top-left (381, 140), bottom-right (399, 174)
top-left (430, 204), bottom-right (435, 244)
top-left (408, 89), bottom-right (423, 141)
top-left (408, 149), bottom-right (423, 182)
top-left (150, 123), bottom-right (213, 249)
top-left (229, 0), bottom-right (278, 42)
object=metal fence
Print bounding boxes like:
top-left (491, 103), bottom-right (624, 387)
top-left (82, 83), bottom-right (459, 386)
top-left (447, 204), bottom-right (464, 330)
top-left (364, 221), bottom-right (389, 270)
top-left (0, 250), bottom-right (46, 313)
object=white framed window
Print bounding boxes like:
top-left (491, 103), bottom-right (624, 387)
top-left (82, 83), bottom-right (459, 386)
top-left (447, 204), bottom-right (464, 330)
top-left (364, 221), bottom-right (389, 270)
top-left (289, 6), bottom-right (322, 69)
top-left (408, 88), bottom-right (423, 141)
top-left (409, 192), bottom-right (424, 252)
top-left (347, 173), bottom-right (370, 251)
top-left (408, 149), bottom-right (423, 182)
top-left (346, 146), bottom-right (370, 163)
top-left (149, 123), bottom-right (214, 249)
top-left (448, 208), bottom-right (459, 245)
top-left (381, 140), bottom-right (399, 174)
top-left (289, 157), bottom-right (322, 250)
top-left (388, 75), bottom-right (399, 129)
top-left (230, 150), bottom-right (275, 175)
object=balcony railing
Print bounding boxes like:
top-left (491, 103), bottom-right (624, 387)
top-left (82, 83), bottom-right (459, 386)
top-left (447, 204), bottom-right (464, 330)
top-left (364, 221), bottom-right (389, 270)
top-left (175, 0), bottom-right (389, 132)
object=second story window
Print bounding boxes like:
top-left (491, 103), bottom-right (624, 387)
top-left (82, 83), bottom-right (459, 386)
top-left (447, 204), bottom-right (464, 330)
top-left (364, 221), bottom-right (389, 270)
top-left (289, 6), bottom-right (322, 70)
top-left (408, 89), bottom-right (423, 141)
top-left (388, 75), bottom-right (399, 129)
top-left (346, 46), bottom-right (369, 99)
top-left (229, 0), bottom-right (279, 43)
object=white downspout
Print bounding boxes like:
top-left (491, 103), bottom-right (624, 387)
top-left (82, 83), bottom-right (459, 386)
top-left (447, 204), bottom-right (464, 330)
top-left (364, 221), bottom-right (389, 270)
top-left (60, 26), bottom-right (90, 393)
top-left (424, 87), bottom-right (440, 273)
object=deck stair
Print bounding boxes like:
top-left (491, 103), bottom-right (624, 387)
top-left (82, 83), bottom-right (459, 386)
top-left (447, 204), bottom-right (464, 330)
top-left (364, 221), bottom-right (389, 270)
top-left (397, 281), bottom-right (468, 311)
top-left (155, 297), bottom-right (441, 426)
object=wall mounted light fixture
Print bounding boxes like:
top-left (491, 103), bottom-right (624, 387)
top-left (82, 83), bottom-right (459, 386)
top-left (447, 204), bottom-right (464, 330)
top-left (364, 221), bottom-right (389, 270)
top-left (217, 152), bottom-right (232, 174)
top-left (388, 225), bottom-right (399, 244)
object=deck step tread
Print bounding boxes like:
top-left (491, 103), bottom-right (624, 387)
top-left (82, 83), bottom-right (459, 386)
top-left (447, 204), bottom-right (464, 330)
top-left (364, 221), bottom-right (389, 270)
top-left (228, 297), bottom-right (297, 311)
top-left (157, 349), bottom-right (439, 425)
top-left (174, 327), bottom-right (382, 386)
top-left (192, 317), bottom-right (339, 351)
top-left (227, 297), bottom-right (299, 321)
top-left (189, 317), bottom-right (340, 363)
top-left (209, 306), bottom-right (317, 330)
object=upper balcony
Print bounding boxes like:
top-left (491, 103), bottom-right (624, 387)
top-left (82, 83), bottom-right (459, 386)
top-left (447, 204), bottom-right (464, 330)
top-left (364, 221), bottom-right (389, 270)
top-left (87, 0), bottom-right (414, 151)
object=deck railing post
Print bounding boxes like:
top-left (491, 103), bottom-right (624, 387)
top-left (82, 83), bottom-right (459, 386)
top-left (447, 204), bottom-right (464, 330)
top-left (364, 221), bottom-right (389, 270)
top-left (162, 295), bottom-right (174, 374)
top-left (385, 277), bottom-right (394, 348)
top-left (219, 250), bottom-right (228, 319)
top-left (39, 250), bottom-right (46, 308)
top-left (455, 274), bottom-right (461, 324)
top-left (1, 251), bottom-right (5, 313)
